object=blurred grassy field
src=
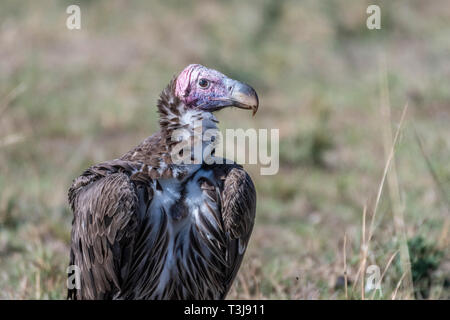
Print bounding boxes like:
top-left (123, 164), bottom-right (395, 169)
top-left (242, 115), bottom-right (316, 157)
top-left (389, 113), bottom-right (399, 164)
top-left (0, 0), bottom-right (449, 299)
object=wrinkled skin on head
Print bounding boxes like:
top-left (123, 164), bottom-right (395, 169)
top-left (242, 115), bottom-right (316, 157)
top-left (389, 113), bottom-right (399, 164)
top-left (175, 64), bottom-right (259, 114)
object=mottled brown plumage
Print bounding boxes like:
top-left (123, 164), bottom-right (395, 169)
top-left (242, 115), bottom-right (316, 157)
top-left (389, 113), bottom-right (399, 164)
top-left (68, 64), bottom-right (258, 300)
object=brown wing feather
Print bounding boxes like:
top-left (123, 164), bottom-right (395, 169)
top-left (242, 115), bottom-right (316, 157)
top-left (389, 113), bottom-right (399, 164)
top-left (219, 166), bottom-right (256, 298)
top-left (68, 172), bottom-right (139, 299)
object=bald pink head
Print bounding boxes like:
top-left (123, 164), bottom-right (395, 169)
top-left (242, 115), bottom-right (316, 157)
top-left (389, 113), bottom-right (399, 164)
top-left (174, 64), bottom-right (259, 115)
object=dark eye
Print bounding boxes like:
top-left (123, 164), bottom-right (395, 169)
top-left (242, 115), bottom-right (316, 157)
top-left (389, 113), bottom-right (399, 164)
top-left (198, 78), bottom-right (209, 88)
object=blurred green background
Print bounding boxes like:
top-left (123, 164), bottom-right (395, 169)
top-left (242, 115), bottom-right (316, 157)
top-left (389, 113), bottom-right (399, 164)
top-left (0, 0), bottom-right (449, 299)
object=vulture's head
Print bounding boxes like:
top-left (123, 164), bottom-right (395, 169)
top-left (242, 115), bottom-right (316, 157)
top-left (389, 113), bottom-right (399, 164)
top-left (174, 64), bottom-right (259, 115)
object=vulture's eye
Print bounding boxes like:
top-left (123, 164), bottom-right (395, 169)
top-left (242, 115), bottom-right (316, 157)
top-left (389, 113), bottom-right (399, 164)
top-left (198, 78), bottom-right (210, 89)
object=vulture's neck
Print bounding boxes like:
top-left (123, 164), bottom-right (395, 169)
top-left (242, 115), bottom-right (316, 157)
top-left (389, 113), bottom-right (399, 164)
top-left (122, 81), bottom-right (219, 180)
top-left (157, 80), bottom-right (219, 152)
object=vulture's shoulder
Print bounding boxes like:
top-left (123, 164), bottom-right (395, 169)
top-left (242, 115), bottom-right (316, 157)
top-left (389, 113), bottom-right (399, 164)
top-left (207, 164), bottom-right (257, 298)
top-left (68, 161), bottom-right (142, 299)
top-left (212, 164), bottom-right (256, 239)
top-left (120, 132), bottom-right (164, 163)
top-left (68, 159), bottom-right (142, 211)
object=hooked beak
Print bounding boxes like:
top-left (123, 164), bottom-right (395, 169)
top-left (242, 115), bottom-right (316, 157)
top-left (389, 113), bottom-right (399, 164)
top-left (228, 80), bottom-right (259, 116)
top-left (196, 78), bottom-right (259, 115)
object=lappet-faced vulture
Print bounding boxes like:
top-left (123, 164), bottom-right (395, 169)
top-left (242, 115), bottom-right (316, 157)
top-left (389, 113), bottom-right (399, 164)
top-left (67, 64), bottom-right (258, 299)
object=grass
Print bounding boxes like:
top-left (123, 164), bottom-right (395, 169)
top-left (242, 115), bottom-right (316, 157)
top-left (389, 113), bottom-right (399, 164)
top-left (0, 0), bottom-right (449, 299)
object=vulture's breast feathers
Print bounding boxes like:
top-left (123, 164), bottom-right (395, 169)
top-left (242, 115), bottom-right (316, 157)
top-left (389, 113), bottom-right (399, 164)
top-left (68, 160), bottom-right (256, 300)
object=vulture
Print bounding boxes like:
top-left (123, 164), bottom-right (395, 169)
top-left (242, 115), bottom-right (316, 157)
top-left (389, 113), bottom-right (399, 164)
top-left (67, 64), bottom-right (258, 299)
